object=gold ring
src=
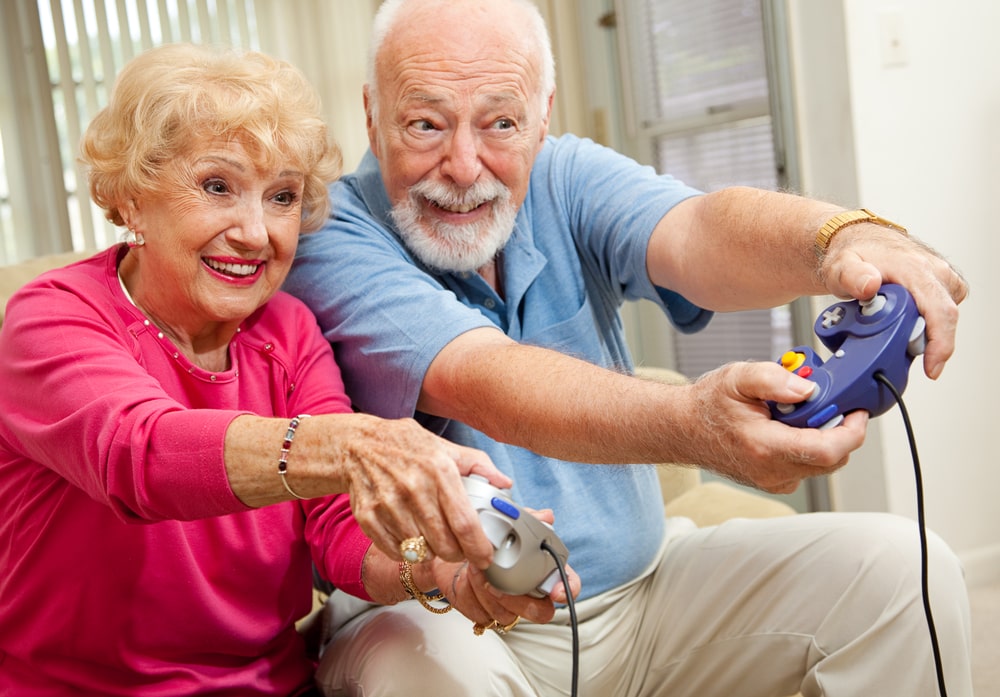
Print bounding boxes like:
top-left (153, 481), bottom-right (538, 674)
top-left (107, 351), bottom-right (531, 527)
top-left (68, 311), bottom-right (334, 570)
top-left (472, 619), bottom-right (499, 636)
top-left (399, 535), bottom-right (428, 563)
top-left (495, 616), bottom-right (521, 635)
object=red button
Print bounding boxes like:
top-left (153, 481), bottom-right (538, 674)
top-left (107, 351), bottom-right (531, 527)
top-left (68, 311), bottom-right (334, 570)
top-left (797, 366), bottom-right (813, 378)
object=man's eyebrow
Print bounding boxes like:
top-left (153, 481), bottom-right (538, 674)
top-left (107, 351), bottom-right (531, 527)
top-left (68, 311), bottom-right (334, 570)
top-left (400, 91), bottom-right (445, 106)
top-left (480, 92), bottom-right (524, 108)
top-left (399, 91), bottom-right (525, 107)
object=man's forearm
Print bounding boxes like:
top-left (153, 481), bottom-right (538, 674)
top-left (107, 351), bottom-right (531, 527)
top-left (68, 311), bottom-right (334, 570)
top-left (418, 328), bottom-right (697, 465)
top-left (648, 187), bottom-right (843, 311)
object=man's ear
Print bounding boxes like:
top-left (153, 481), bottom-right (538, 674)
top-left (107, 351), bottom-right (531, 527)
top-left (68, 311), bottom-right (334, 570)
top-left (363, 85), bottom-right (379, 157)
top-left (537, 90), bottom-right (555, 150)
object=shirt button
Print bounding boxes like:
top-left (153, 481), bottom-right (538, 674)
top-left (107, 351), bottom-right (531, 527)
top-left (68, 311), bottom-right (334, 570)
top-left (483, 298), bottom-right (496, 309)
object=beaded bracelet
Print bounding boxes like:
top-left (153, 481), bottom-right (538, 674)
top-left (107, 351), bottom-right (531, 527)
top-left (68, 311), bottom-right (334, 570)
top-left (277, 414), bottom-right (311, 500)
top-left (399, 561), bottom-right (452, 614)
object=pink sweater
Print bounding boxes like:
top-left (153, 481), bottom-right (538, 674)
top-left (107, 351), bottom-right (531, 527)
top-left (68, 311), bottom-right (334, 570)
top-left (0, 247), bottom-right (371, 695)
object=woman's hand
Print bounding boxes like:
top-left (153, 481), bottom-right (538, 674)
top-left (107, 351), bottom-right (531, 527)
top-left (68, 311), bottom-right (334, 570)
top-left (225, 412), bottom-right (511, 571)
top-left (411, 507), bottom-right (581, 631)
top-left (337, 415), bottom-right (511, 570)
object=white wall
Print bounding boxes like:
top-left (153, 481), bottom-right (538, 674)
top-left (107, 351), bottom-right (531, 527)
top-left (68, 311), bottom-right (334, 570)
top-left (790, 0), bottom-right (1000, 587)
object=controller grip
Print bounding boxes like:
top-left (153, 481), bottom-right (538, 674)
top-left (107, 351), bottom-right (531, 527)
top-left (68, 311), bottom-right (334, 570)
top-left (770, 284), bottom-right (923, 428)
top-left (463, 476), bottom-right (569, 597)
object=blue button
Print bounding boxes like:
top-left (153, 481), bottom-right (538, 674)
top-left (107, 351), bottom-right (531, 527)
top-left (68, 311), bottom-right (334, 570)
top-left (490, 497), bottom-right (520, 519)
top-left (807, 404), bottom-right (840, 429)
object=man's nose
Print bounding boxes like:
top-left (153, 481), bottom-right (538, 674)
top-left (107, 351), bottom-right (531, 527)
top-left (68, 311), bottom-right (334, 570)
top-left (439, 126), bottom-right (483, 187)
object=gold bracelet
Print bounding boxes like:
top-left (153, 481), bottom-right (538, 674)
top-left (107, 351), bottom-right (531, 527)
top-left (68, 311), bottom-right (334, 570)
top-left (815, 208), bottom-right (908, 256)
top-left (399, 561), bottom-right (452, 614)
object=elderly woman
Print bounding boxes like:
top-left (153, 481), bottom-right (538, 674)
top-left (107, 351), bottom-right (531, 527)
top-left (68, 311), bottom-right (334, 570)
top-left (0, 44), bottom-right (510, 695)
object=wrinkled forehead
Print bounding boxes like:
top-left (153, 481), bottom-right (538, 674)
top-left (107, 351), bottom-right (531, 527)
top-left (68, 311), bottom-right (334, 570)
top-left (376, 4), bottom-right (545, 104)
top-left (164, 134), bottom-right (302, 183)
top-left (388, 62), bottom-right (538, 117)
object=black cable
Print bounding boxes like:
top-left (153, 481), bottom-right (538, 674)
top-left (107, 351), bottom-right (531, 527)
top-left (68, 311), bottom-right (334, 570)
top-left (542, 540), bottom-right (579, 697)
top-left (874, 371), bottom-right (948, 697)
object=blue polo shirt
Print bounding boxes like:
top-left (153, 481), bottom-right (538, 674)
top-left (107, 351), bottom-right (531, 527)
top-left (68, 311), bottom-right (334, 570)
top-left (285, 134), bottom-right (711, 599)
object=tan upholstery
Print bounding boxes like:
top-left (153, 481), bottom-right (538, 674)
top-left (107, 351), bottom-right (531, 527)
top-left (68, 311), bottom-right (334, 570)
top-left (0, 250), bottom-right (94, 328)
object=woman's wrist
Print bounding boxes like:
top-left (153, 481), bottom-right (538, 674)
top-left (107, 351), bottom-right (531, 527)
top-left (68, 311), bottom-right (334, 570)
top-left (361, 545), bottom-right (439, 604)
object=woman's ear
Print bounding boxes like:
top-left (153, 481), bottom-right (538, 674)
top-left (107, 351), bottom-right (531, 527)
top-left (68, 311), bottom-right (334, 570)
top-left (121, 199), bottom-right (140, 229)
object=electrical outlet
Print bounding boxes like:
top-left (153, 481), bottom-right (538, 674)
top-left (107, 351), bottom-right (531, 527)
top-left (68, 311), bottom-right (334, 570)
top-left (879, 9), bottom-right (909, 68)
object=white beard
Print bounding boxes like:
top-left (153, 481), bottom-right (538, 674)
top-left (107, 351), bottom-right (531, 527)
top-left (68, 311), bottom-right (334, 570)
top-left (390, 178), bottom-right (518, 273)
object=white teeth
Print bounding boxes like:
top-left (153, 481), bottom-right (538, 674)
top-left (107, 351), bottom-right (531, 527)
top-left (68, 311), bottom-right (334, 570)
top-left (435, 200), bottom-right (482, 214)
top-left (206, 259), bottom-right (257, 277)
top-left (450, 203), bottom-right (478, 213)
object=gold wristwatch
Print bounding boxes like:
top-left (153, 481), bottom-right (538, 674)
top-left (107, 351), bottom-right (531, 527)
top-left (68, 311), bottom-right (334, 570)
top-left (815, 208), bottom-right (908, 255)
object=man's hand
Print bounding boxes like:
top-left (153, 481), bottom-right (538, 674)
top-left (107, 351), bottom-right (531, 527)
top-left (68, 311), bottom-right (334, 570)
top-left (673, 361), bottom-right (869, 493)
top-left (819, 225), bottom-right (968, 380)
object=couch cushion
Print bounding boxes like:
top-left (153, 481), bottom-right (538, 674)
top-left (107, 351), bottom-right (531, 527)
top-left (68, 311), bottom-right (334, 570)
top-left (0, 251), bottom-right (94, 328)
top-left (664, 480), bottom-right (797, 527)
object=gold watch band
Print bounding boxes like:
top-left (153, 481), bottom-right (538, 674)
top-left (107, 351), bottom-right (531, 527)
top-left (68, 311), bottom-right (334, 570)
top-left (815, 208), bottom-right (908, 254)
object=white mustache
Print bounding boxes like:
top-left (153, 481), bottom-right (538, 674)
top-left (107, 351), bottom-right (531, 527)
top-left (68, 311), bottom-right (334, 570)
top-left (410, 179), bottom-right (509, 213)
top-left (390, 179), bottom-right (518, 273)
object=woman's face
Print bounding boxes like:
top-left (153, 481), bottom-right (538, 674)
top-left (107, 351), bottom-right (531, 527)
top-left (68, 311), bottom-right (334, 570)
top-left (127, 138), bottom-right (305, 336)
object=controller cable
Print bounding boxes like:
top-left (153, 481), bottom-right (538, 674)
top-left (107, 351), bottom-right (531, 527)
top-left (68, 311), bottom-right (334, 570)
top-left (874, 371), bottom-right (948, 697)
top-left (542, 540), bottom-right (579, 697)
top-left (528, 369), bottom-right (944, 697)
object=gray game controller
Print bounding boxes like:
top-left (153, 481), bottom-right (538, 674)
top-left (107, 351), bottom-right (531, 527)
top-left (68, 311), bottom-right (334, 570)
top-left (463, 475), bottom-right (570, 598)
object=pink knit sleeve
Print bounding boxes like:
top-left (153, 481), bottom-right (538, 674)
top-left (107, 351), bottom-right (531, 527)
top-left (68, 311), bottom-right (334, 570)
top-left (302, 494), bottom-right (373, 600)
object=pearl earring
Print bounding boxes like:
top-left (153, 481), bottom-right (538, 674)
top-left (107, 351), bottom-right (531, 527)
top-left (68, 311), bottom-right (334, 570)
top-left (125, 228), bottom-right (145, 247)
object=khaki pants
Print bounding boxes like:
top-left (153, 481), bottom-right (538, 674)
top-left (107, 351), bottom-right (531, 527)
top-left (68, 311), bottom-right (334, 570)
top-left (316, 513), bottom-right (973, 697)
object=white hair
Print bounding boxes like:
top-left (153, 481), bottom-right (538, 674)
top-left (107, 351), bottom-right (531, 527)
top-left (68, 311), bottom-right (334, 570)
top-left (366, 0), bottom-right (556, 119)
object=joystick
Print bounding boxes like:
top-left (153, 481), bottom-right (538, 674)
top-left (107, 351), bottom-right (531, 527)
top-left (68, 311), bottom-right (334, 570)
top-left (463, 475), bottom-right (569, 597)
top-left (770, 283), bottom-right (926, 429)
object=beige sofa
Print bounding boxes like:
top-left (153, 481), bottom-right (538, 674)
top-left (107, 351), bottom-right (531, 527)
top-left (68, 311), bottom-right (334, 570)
top-left (0, 251), bottom-right (801, 695)
top-left (0, 250), bottom-right (96, 329)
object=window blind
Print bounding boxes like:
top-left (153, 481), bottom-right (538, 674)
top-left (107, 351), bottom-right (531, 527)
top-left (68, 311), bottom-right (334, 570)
top-left (623, 0), bottom-right (789, 379)
top-left (0, 0), bottom-right (260, 262)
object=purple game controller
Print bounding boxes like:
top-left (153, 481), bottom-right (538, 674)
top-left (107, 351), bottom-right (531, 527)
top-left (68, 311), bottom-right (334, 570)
top-left (769, 283), bottom-right (926, 429)
top-left (463, 475), bottom-right (569, 598)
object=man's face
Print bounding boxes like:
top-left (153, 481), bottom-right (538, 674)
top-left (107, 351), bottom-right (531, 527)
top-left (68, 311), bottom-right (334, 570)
top-left (366, 4), bottom-right (551, 273)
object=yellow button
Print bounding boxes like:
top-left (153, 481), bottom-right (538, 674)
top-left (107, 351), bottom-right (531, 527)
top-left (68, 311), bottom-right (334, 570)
top-left (780, 351), bottom-right (806, 372)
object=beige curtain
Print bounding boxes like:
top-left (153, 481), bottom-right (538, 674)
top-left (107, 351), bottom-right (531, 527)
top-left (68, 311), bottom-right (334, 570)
top-left (254, 0), bottom-right (379, 172)
top-left (533, 0), bottom-right (589, 138)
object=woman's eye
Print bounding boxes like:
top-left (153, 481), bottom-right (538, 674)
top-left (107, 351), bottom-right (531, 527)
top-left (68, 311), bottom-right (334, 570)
top-left (272, 191), bottom-right (299, 206)
top-left (412, 119), bottom-right (436, 132)
top-left (494, 118), bottom-right (515, 130)
top-left (203, 179), bottom-right (229, 195)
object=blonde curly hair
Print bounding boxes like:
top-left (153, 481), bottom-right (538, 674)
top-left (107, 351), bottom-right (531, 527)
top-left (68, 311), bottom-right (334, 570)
top-left (80, 43), bottom-right (341, 233)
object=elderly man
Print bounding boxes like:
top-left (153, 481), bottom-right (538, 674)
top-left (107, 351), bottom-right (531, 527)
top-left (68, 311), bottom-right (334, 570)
top-left (284, 0), bottom-right (973, 695)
